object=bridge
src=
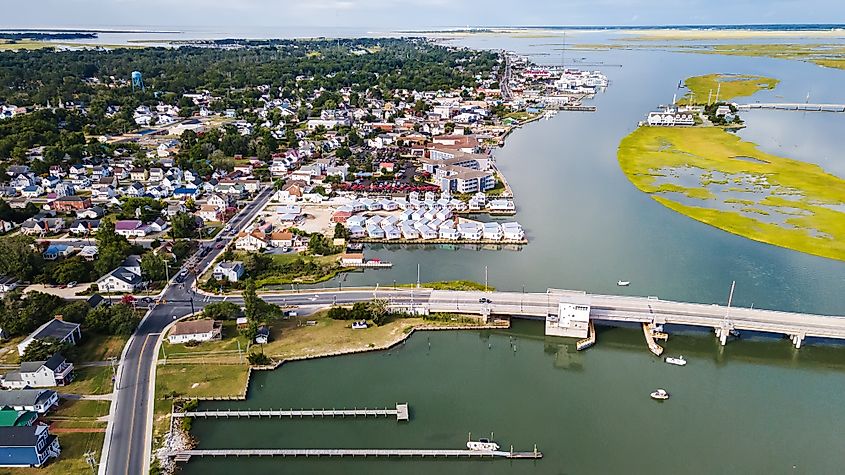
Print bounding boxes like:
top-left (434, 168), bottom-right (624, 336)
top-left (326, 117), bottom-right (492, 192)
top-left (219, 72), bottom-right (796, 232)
top-left (387, 289), bottom-right (845, 349)
top-left (170, 448), bottom-right (542, 462)
top-left (172, 403), bottom-right (409, 421)
top-left (735, 103), bottom-right (845, 112)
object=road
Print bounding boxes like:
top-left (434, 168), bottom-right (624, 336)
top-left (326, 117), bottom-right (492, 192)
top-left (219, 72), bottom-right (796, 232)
top-left (100, 186), bottom-right (274, 475)
top-left (500, 52), bottom-right (513, 101)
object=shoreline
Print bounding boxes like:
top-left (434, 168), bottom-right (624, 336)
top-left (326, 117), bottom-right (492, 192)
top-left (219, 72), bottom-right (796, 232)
top-left (185, 320), bottom-right (511, 403)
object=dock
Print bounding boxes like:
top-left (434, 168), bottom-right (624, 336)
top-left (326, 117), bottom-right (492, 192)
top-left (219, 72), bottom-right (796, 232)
top-left (172, 403), bottom-right (410, 421)
top-left (170, 448), bottom-right (542, 462)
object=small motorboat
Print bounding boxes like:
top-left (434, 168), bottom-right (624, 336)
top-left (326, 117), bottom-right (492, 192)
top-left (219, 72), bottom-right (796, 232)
top-left (617, 280), bottom-right (630, 287)
top-left (665, 356), bottom-right (687, 366)
top-left (467, 437), bottom-right (500, 451)
top-left (650, 389), bottom-right (670, 400)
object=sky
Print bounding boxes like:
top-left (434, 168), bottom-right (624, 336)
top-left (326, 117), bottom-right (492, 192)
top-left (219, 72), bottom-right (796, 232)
top-left (4, 0), bottom-right (845, 30)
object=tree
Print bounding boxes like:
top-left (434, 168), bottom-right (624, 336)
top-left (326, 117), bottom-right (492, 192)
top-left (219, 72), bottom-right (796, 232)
top-left (169, 212), bottom-right (199, 239)
top-left (21, 337), bottom-right (76, 362)
top-left (242, 280), bottom-right (260, 323)
top-left (203, 301), bottom-right (241, 320)
top-left (52, 257), bottom-right (92, 285)
top-left (59, 300), bottom-right (91, 324)
top-left (333, 223), bottom-right (349, 239)
top-left (171, 241), bottom-right (194, 260)
top-left (0, 235), bottom-right (43, 281)
top-left (85, 303), bottom-right (139, 335)
top-left (141, 253), bottom-right (167, 282)
top-left (247, 352), bottom-right (270, 366)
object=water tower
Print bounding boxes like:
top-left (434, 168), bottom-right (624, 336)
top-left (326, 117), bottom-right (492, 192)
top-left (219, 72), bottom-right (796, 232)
top-left (131, 71), bottom-right (145, 92)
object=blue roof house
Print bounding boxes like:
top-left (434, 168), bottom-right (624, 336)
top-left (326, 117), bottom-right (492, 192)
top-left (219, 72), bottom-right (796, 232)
top-left (0, 425), bottom-right (61, 467)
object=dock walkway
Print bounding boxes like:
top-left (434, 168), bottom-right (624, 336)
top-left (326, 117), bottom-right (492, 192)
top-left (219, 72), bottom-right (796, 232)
top-left (170, 448), bottom-right (542, 461)
top-left (172, 403), bottom-right (410, 421)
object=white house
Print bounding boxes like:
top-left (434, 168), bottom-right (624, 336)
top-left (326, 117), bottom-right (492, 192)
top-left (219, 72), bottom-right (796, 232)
top-left (167, 320), bottom-right (222, 344)
top-left (212, 261), bottom-right (244, 282)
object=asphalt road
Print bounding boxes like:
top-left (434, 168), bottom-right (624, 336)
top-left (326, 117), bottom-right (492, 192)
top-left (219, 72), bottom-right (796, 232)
top-left (101, 186), bottom-right (274, 475)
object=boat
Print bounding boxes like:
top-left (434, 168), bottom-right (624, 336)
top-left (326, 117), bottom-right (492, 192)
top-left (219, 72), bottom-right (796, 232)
top-left (467, 437), bottom-right (500, 451)
top-left (665, 356), bottom-right (687, 366)
top-left (650, 389), bottom-right (670, 400)
top-left (617, 280), bottom-right (630, 286)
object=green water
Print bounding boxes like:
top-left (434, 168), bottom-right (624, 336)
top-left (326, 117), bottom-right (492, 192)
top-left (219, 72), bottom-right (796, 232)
top-left (186, 321), bottom-right (845, 474)
top-left (182, 33), bottom-right (845, 474)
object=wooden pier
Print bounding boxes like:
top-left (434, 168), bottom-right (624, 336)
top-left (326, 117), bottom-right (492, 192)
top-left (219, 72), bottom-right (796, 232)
top-left (172, 403), bottom-right (410, 421)
top-left (170, 447), bottom-right (542, 462)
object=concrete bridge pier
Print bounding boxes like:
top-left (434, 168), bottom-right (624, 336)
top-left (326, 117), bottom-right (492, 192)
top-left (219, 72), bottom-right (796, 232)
top-left (714, 325), bottom-right (732, 346)
top-left (790, 333), bottom-right (806, 349)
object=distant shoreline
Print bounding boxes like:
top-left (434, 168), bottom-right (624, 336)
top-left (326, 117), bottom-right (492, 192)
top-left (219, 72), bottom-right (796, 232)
top-left (0, 28), bottom-right (181, 34)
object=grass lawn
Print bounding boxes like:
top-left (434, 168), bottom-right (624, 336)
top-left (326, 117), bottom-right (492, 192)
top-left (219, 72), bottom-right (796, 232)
top-left (618, 126), bottom-right (845, 261)
top-left (681, 73), bottom-right (779, 104)
top-left (398, 280), bottom-right (491, 291)
top-left (75, 333), bottom-right (128, 362)
top-left (257, 312), bottom-right (491, 360)
top-left (52, 399), bottom-right (111, 419)
top-left (0, 337), bottom-right (25, 365)
top-left (152, 363), bottom-right (249, 440)
top-left (61, 367), bottom-right (114, 396)
top-left (0, 432), bottom-right (105, 475)
top-left (244, 252), bottom-right (348, 288)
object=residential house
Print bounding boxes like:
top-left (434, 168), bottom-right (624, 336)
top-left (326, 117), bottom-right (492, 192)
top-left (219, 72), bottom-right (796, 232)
top-left (212, 262), bottom-right (244, 283)
top-left (17, 318), bottom-right (82, 356)
top-left (0, 390), bottom-right (58, 414)
top-left (0, 425), bottom-right (61, 467)
top-left (0, 410), bottom-right (36, 428)
top-left (167, 320), bottom-right (222, 345)
top-left (76, 206), bottom-right (105, 220)
top-left (269, 231), bottom-right (294, 248)
top-left (114, 220), bottom-right (150, 238)
top-left (129, 168), bottom-right (148, 182)
top-left (42, 244), bottom-right (74, 261)
top-left (1, 354), bottom-right (74, 389)
top-left (96, 255), bottom-right (143, 293)
top-left (197, 204), bottom-right (221, 223)
top-left (235, 230), bottom-right (268, 252)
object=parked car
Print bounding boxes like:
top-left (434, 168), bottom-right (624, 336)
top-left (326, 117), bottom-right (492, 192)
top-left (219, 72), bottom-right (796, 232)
top-left (66, 281), bottom-right (77, 288)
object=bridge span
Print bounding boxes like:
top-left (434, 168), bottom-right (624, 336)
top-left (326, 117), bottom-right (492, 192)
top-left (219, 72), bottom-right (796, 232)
top-left (388, 289), bottom-right (845, 349)
top-left (735, 103), bottom-right (845, 112)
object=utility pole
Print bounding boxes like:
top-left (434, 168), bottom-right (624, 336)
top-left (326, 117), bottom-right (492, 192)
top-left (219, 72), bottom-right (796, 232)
top-left (484, 266), bottom-right (488, 293)
top-left (725, 280), bottom-right (736, 319)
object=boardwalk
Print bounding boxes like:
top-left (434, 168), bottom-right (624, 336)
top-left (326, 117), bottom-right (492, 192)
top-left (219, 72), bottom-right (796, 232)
top-left (173, 403), bottom-right (410, 421)
top-left (170, 448), bottom-right (542, 462)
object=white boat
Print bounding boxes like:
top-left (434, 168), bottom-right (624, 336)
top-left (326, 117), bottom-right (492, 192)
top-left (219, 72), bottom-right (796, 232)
top-left (467, 438), bottom-right (500, 451)
top-left (617, 280), bottom-right (630, 286)
top-left (665, 356), bottom-right (687, 366)
top-left (650, 389), bottom-right (670, 400)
